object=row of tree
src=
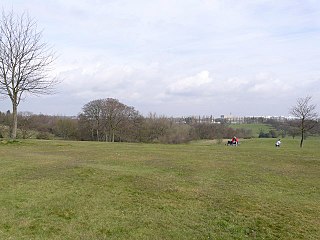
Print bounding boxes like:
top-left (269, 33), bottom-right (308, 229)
top-left (1, 97), bottom-right (318, 146)
top-left (0, 98), bottom-right (254, 143)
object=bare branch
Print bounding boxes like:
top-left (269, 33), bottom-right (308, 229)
top-left (0, 10), bottom-right (57, 138)
top-left (289, 96), bottom-right (318, 147)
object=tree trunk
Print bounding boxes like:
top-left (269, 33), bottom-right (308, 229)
top-left (91, 128), bottom-right (94, 140)
top-left (11, 103), bottom-right (18, 139)
top-left (300, 130), bottom-right (304, 148)
top-left (300, 119), bottom-right (305, 148)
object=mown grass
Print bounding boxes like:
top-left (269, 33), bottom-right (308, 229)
top-left (0, 138), bottom-right (319, 239)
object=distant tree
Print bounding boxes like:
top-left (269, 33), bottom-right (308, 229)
top-left (79, 98), bottom-right (141, 142)
top-left (18, 112), bottom-right (33, 139)
top-left (116, 111), bottom-right (144, 142)
top-left (100, 98), bottom-right (140, 142)
top-left (234, 128), bottom-right (252, 139)
top-left (192, 122), bottom-right (230, 140)
top-left (287, 123), bottom-right (300, 139)
top-left (143, 114), bottom-right (171, 143)
top-left (290, 96), bottom-right (318, 147)
top-left (160, 123), bottom-right (192, 144)
top-left (54, 118), bottom-right (78, 140)
top-left (81, 99), bottom-right (103, 141)
top-left (139, 114), bottom-right (194, 144)
top-left (0, 110), bottom-right (11, 126)
top-left (259, 130), bottom-right (270, 138)
top-left (0, 10), bottom-right (56, 139)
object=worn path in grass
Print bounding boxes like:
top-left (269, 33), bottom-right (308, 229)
top-left (0, 138), bottom-right (319, 239)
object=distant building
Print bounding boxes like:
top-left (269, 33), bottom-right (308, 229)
top-left (220, 114), bottom-right (245, 124)
top-left (172, 114), bottom-right (295, 125)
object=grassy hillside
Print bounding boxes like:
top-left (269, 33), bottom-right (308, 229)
top-left (0, 138), bottom-right (319, 239)
top-left (230, 123), bottom-right (275, 137)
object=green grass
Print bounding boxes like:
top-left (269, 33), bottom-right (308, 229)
top-left (230, 123), bottom-right (275, 137)
top-left (0, 138), bottom-right (319, 239)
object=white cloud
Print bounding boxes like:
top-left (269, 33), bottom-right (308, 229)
top-left (167, 71), bottom-right (213, 95)
top-left (247, 72), bottom-right (292, 94)
top-left (1, 0), bottom-right (320, 116)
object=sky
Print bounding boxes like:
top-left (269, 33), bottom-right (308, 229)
top-left (1, 0), bottom-right (320, 117)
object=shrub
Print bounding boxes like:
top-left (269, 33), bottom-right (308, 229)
top-left (36, 131), bottom-right (54, 140)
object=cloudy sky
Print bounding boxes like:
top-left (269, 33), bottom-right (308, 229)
top-left (1, 0), bottom-right (320, 117)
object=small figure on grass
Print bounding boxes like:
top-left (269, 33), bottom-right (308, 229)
top-left (227, 136), bottom-right (239, 146)
top-left (275, 139), bottom-right (281, 147)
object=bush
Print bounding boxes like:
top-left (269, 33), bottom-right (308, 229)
top-left (159, 124), bottom-right (193, 144)
top-left (0, 125), bottom-right (10, 138)
top-left (36, 131), bottom-right (54, 140)
top-left (259, 129), bottom-right (279, 138)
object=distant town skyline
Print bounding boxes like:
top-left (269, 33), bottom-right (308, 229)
top-left (1, 0), bottom-right (320, 117)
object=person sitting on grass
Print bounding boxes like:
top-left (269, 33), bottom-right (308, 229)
top-left (232, 136), bottom-right (238, 146)
top-left (275, 139), bottom-right (281, 147)
top-left (227, 136), bottom-right (239, 146)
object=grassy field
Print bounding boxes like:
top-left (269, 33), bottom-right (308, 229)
top-left (230, 123), bottom-right (274, 137)
top-left (0, 138), bottom-right (319, 239)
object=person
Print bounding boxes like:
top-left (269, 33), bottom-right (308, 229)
top-left (275, 139), bottom-right (281, 147)
top-left (227, 136), bottom-right (239, 146)
top-left (232, 136), bottom-right (238, 146)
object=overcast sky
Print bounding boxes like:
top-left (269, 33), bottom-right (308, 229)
top-left (1, 0), bottom-right (320, 117)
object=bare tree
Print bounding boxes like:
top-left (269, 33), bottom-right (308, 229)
top-left (290, 96), bottom-right (318, 147)
top-left (81, 99), bottom-right (104, 141)
top-left (101, 98), bottom-right (138, 142)
top-left (54, 118), bottom-right (78, 140)
top-left (0, 10), bottom-right (56, 139)
top-left (79, 98), bottom-right (141, 142)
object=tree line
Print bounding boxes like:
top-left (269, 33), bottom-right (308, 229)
top-left (1, 97), bottom-right (318, 145)
top-left (0, 98), bottom-right (254, 143)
